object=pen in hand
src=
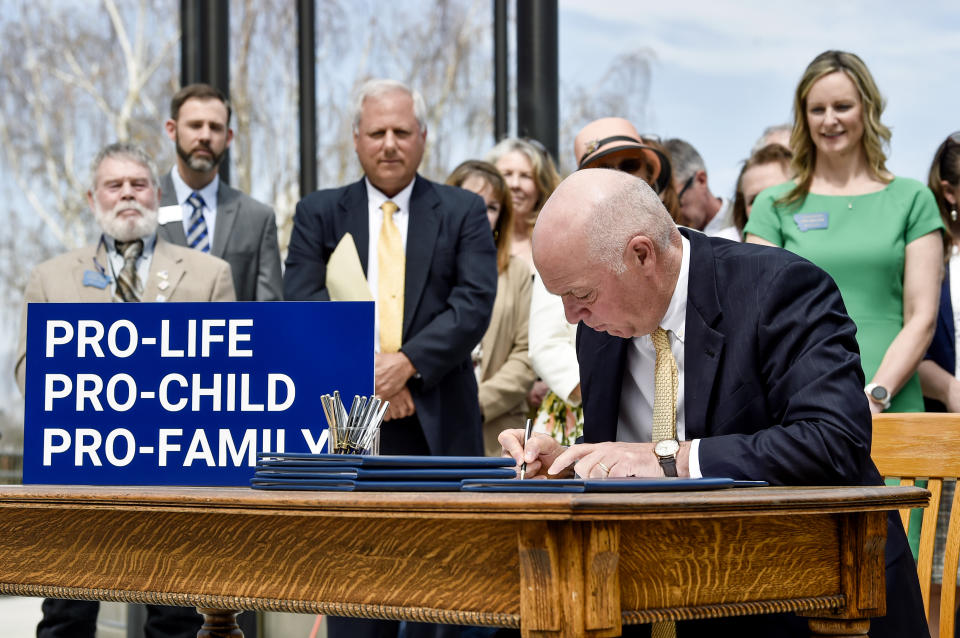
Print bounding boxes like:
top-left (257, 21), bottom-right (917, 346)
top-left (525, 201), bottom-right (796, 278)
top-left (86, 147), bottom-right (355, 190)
top-left (519, 418), bottom-right (532, 480)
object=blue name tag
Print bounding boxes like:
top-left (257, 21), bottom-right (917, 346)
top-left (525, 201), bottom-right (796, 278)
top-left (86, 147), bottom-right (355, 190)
top-left (82, 270), bottom-right (111, 289)
top-left (793, 212), bottom-right (829, 232)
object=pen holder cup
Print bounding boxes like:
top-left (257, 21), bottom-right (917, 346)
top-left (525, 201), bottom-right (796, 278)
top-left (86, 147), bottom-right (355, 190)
top-left (329, 426), bottom-right (381, 455)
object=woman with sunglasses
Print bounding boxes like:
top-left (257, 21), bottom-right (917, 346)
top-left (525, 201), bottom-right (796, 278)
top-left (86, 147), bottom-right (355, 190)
top-left (745, 50), bottom-right (943, 416)
top-left (446, 160), bottom-right (536, 456)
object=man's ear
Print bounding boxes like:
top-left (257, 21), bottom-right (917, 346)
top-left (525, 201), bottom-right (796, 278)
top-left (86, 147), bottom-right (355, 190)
top-left (86, 190), bottom-right (95, 211)
top-left (626, 234), bottom-right (655, 269)
top-left (695, 169), bottom-right (708, 187)
top-left (225, 127), bottom-right (234, 149)
top-left (164, 119), bottom-right (177, 143)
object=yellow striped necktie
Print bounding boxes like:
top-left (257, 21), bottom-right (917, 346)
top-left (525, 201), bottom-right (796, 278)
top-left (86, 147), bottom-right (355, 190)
top-left (650, 326), bottom-right (677, 638)
top-left (377, 200), bottom-right (404, 352)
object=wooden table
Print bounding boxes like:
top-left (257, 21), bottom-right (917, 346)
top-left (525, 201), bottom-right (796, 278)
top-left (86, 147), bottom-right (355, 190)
top-left (0, 485), bottom-right (927, 637)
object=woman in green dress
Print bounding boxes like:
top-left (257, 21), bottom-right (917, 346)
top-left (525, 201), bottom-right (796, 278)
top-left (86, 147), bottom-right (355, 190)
top-left (745, 50), bottom-right (943, 414)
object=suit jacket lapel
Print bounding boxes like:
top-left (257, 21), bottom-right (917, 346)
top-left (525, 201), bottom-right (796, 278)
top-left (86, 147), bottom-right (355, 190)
top-left (212, 181), bottom-right (239, 258)
top-left (580, 328), bottom-right (628, 443)
top-left (72, 244), bottom-right (113, 302)
top-left (143, 238), bottom-right (186, 302)
top-left (403, 175), bottom-right (440, 338)
top-left (158, 171), bottom-right (188, 245)
top-left (680, 229), bottom-right (724, 439)
top-left (340, 179), bottom-right (370, 271)
top-left (159, 172), bottom-right (177, 206)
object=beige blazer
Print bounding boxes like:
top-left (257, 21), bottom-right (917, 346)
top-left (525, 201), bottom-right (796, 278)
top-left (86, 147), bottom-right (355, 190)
top-left (478, 256), bottom-right (537, 456)
top-left (15, 236), bottom-right (235, 393)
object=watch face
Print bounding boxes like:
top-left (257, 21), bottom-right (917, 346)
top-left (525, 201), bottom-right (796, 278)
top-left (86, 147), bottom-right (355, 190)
top-left (655, 439), bottom-right (680, 456)
top-left (870, 386), bottom-right (889, 401)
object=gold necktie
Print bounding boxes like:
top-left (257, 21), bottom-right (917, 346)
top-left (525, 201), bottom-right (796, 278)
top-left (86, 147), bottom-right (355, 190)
top-left (651, 327), bottom-right (678, 442)
top-left (650, 326), bottom-right (677, 638)
top-left (377, 201), bottom-right (404, 353)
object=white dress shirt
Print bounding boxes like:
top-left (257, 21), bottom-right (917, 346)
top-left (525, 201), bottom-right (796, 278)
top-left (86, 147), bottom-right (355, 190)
top-left (616, 235), bottom-right (702, 477)
top-left (365, 177), bottom-right (414, 352)
top-left (170, 168), bottom-right (220, 242)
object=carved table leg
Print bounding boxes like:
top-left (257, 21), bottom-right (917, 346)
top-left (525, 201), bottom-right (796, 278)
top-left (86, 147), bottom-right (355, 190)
top-left (808, 618), bottom-right (870, 636)
top-left (196, 608), bottom-right (243, 638)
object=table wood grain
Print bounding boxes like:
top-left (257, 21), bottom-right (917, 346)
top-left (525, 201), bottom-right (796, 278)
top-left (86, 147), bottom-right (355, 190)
top-left (0, 485), bottom-right (928, 637)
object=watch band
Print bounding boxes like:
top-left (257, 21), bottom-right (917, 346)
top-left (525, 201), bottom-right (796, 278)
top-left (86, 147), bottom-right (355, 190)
top-left (658, 456), bottom-right (678, 477)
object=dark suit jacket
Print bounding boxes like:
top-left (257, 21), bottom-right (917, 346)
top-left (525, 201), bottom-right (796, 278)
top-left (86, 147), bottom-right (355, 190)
top-left (577, 229), bottom-right (927, 637)
top-left (158, 171), bottom-right (283, 301)
top-left (282, 175), bottom-right (498, 456)
top-left (923, 269), bottom-right (953, 412)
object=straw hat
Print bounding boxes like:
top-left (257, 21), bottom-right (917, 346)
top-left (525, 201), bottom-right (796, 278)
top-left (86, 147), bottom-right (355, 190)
top-left (573, 118), bottom-right (671, 193)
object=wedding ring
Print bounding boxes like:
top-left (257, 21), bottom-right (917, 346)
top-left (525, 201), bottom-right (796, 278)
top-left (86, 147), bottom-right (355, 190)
top-left (597, 461), bottom-right (610, 476)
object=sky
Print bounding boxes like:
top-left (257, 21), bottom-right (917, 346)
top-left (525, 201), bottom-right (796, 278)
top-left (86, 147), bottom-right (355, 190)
top-left (558, 0), bottom-right (960, 199)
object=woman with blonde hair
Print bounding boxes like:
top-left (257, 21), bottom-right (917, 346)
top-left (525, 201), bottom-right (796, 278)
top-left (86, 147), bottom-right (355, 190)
top-left (447, 160), bottom-right (536, 456)
top-left (746, 50), bottom-right (943, 415)
top-left (485, 137), bottom-right (561, 271)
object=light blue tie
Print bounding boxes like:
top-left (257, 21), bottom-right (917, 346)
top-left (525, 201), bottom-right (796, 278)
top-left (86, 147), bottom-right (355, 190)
top-left (186, 192), bottom-right (210, 253)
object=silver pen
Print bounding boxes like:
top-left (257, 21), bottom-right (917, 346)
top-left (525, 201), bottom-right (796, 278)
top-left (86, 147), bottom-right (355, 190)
top-left (519, 418), bottom-right (533, 480)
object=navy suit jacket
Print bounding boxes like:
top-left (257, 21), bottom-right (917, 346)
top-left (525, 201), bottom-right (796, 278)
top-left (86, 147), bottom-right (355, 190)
top-left (923, 269), bottom-right (953, 412)
top-left (282, 175), bottom-right (498, 456)
top-left (576, 229), bottom-right (926, 637)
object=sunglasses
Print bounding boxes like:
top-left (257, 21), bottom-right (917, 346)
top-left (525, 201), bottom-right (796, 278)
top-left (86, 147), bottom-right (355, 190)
top-left (594, 157), bottom-right (648, 176)
top-left (678, 173), bottom-right (696, 200)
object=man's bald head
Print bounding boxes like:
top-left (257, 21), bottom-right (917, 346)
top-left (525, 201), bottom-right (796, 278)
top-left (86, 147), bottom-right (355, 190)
top-left (533, 169), bottom-right (675, 275)
top-left (532, 169), bottom-right (682, 339)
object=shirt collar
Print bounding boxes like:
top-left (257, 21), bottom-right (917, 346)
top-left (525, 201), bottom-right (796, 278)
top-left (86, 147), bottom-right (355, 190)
top-left (103, 231), bottom-right (157, 256)
top-left (365, 176), bottom-right (415, 215)
top-left (659, 234), bottom-right (690, 342)
top-left (171, 167), bottom-right (219, 210)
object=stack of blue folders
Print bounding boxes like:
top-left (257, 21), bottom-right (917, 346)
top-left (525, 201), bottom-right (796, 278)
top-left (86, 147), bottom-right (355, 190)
top-left (252, 453), bottom-right (518, 491)
top-left (252, 453), bottom-right (769, 492)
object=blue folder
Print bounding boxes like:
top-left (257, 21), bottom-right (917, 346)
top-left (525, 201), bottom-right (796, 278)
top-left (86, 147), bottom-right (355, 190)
top-left (251, 478), bottom-right (462, 491)
top-left (459, 477), bottom-right (760, 492)
top-left (256, 453), bottom-right (517, 468)
top-left (254, 466), bottom-right (518, 480)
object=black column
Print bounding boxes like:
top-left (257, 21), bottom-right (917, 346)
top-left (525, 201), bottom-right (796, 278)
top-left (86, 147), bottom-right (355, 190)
top-left (298, 0), bottom-right (317, 197)
top-left (516, 0), bottom-right (558, 163)
top-left (179, 0), bottom-right (231, 183)
top-left (493, 0), bottom-right (508, 142)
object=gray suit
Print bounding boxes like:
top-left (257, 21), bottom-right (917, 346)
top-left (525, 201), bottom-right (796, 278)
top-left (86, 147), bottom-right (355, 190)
top-left (158, 171), bottom-right (283, 301)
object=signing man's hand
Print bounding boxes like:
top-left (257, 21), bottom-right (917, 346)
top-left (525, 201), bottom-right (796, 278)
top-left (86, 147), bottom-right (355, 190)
top-left (549, 441), bottom-right (692, 479)
top-left (498, 429), bottom-right (570, 478)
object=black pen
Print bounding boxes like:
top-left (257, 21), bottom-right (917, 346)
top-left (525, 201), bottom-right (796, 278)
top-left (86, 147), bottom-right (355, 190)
top-left (519, 418), bottom-right (532, 480)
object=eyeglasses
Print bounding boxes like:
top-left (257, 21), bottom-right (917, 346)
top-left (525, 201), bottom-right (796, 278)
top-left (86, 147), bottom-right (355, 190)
top-left (678, 174), bottom-right (696, 200)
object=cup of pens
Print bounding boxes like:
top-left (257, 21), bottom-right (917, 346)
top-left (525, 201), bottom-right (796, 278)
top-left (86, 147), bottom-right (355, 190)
top-left (321, 391), bottom-right (388, 455)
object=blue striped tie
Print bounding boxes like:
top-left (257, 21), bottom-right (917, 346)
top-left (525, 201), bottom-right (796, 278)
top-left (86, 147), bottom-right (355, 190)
top-left (186, 192), bottom-right (210, 253)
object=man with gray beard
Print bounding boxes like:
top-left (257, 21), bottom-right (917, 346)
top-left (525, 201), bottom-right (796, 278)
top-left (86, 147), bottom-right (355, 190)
top-left (14, 142), bottom-right (234, 637)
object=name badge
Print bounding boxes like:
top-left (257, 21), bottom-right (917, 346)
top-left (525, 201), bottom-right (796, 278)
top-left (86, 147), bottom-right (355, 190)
top-left (793, 212), bottom-right (829, 232)
top-left (158, 205), bottom-right (182, 225)
top-left (82, 270), bottom-right (111, 289)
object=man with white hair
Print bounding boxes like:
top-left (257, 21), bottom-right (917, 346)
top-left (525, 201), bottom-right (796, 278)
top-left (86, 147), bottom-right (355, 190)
top-left (501, 169), bottom-right (927, 637)
top-left (283, 80), bottom-right (497, 637)
top-left (15, 141), bottom-right (234, 637)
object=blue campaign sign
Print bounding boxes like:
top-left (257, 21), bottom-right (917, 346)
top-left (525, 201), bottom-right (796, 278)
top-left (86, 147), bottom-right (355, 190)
top-left (22, 301), bottom-right (374, 486)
